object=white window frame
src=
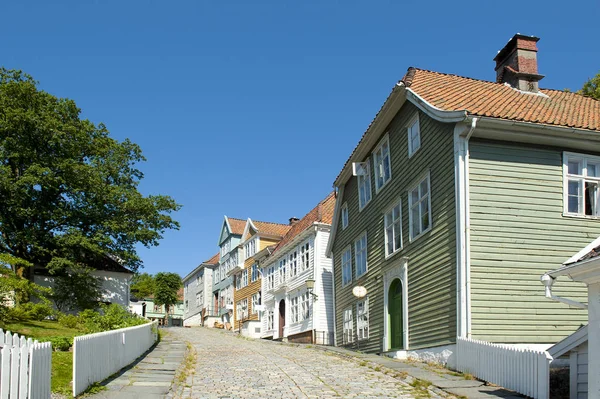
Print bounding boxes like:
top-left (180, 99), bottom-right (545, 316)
top-left (195, 293), bottom-right (201, 306)
top-left (343, 307), bottom-right (354, 344)
top-left (290, 296), bottom-right (299, 323)
top-left (407, 114), bottom-right (421, 157)
top-left (357, 160), bottom-right (372, 211)
top-left (245, 237), bottom-right (259, 259)
top-left (236, 298), bottom-right (248, 321)
top-left (373, 134), bottom-right (392, 193)
top-left (289, 250), bottom-right (298, 278)
top-left (341, 202), bottom-right (349, 230)
top-left (384, 198), bottom-right (403, 258)
top-left (299, 240), bottom-right (311, 273)
top-left (341, 246), bottom-right (352, 287)
top-left (279, 257), bottom-right (287, 284)
top-left (563, 152), bottom-right (600, 218)
top-left (251, 263), bottom-right (259, 282)
top-left (252, 292), bottom-right (261, 314)
top-left (241, 269), bottom-right (248, 287)
top-left (267, 266), bottom-right (275, 290)
top-left (235, 273), bottom-right (242, 290)
top-left (408, 171), bottom-right (432, 241)
top-left (356, 297), bottom-right (369, 340)
top-left (300, 292), bottom-right (310, 321)
top-left (354, 232), bottom-right (368, 278)
top-left (267, 310), bottom-right (274, 330)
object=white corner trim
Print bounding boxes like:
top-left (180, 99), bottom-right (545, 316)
top-left (405, 88), bottom-right (468, 123)
top-left (382, 257), bottom-right (409, 351)
top-left (326, 185), bottom-right (344, 257)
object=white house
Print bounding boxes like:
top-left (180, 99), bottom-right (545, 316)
top-left (260, 192), bottom-right (336, 344)
top-left (542, 236), bottom-right (600, 398)
top-left (182, 253), bottom-right (219, 327)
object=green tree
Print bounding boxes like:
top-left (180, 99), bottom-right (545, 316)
top-left (153, 272), bottom-right (181, 313)
top-left (579, 72), bottom-right (600, 100)
top-left (131, 272), bottom-right (155, 299)
top-left (51, 264), bottom-right (103, 312)
top-left (0, 68), bottom-right (181, 279)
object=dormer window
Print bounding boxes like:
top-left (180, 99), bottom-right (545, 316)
top-left (245, 237), bottom-right (258, 259)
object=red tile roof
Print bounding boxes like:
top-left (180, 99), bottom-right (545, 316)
top-left (252, 220), bottom-right (291, 237)
top-left (272, 192), bottom-right (336, 255)
top-left (204, 253), bottom-right (220, 265)
top-left (227, 218), bottom-right (246, 235)
top-left (403, 67), bottom-right (600, 132)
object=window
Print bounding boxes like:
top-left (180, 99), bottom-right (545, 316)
top-left (221, 239), bottom-right (231, 257)
top-left (343, 308), bottom-right (354, 344)
top-left (357, 298), bottom-right (369, 340)
top-left (299, 241), bottom-right (310, 272)
top-left (408, 115), bottom-right (421, 156)
top-left (251, 263), bottom-right (260, 282)
top-left (408, 173), bottom-right (431, 240)
top-left (300, 292), bottom-right (310, 321)
top-left (153, 304), bottom-right (162, 313)
top-left (358, 161), bottom-right (372, 210)
top-left (235, 273), bottom-right (241, 290)
top-left (373, 135), bottom-right (392, 192)
top-left (279, 258), bottom-right (287, 284)
top-left (341, 246), bottom-right (352, 286)
top-left (290, 296), bottom-right (298, 323)
top-left (185, 300), bottom-right (188, 310)
top-left (236, 298), bottom-right (248, 321)
top-left (245, 237), bottom-right (258, 259)
top-left (354, 232), bottom-right (368, 278)
top-left (252, 292), bottom-right (261, 314)
top-left (289, 250), bottom-right (298, 277)
top-left (196, 293), bottom-right (201, 306)
top-left (219, 289), bottom-right (225, 308)
top-left (241, 269), bottom-right (248, 287)
top-left (384, 200), bottom-right (402, 256)
top-left (214, 266), bottom-right (220, 282)
top-left (267, 310), bottom-right (274, 330)
top-left (231, 250), bottom-right (238, 268)
top-left (184, 283), bottom-right (188, 294)
top-left (219, 264), bottom-right (225, 281)
top-left (226, 286), bottom-right (233, 305)
top-left (341, 203), bottom-right (349, 229)
top-left (267, 266), bottom-right (275, 290)
top-left (564, 153), bottom-right (600, 217)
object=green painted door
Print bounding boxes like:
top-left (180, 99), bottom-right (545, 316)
top-left (389, 279), bottom-right (403, 349)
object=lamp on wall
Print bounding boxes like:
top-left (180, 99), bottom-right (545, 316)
top-left (305, 278), bottom-right (318, 301)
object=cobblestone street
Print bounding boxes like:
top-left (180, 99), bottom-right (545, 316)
top-left (169, 327), bottom-right (430, 399)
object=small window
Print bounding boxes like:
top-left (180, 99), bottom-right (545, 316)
top-left (384, 200), bottom-right (402, 257)
top-left (267, 310), bottom-right (274, 330)
top-left (343, 307), bottom-right (354, 344)
top-left (373, 135), bottom-right (392, 192)
top-left (408, 172), bottom-right (431, 240)
top-left (564, 152), bottom-right (600, 217)
top-left (341, 246), bottom-right (352, 286)
top-left (251, 263), bottom-right (260, 282)
top-left (299, 241), bottom-right (311, 272)
top-left (252, 292), bottom-right (261, 314)
top-left (356, 297), bottom-right (369, 340)
top-left (290, 296), bottom-right (299, 323)
top-left (341, 203), bottom-right (349, 230)
top-left (354, 232), bottom-right (368, 278)
top-left (357, 161), bottom-right (372, 210)
top-left (408, 115), bottom-right (421, 157)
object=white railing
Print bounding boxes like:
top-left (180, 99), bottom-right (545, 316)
top-left (455, 337), bottom-right (552, 398)
top-left (0, 329), bottom-right (52, 399)
top-left (73, 321), bottom-right (158, 396)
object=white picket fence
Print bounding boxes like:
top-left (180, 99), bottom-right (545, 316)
top-left (72, 321), bottom-right (158, 396)
top-left (455, 337), bottom-right (552, 398)
top-left (0, 329), bottom-right (52, 399)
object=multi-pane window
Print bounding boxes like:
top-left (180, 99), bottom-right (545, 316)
top-left (267, 266), bottom-right (275, 290)
top-left (221, 239), bottom-right (231, 257)
top-left (236, 298), bottom-right (248, 321)
top-left (214, 266), bottom-right (220, 282)
top-left (241, 269), bottom-right (248, 287)
top-left (357, 298), bottom-right (369, 340)
top-left (251, 263), bottom-right (260, 282)
top-left (299, 241), bottom-right (310, 272)
top-left (279, 258), bottom-right (287, 284)
top-left (219, 264), bottom-right (225, 281)
top-left (409, 173), bottom-right (431, 240)
top-left (385, 200), bottom-right (402, 256)
top-left (290, 296), bottom-right (299, 323)
top-left (300, 292), bottom-right (310, 321)
top-left (231, 251), bottom-right (238, 268)
top-left (196, 293), bottom-right (201, 306)
top-left (408, 115), bottom-right (421, 156)
top-left (267, 310), bottom-right (274, 330)
top-left (355, 232), bottom-right (368, 278)
top-left (342, 246), bottom-right (352, 286)
top-left (289, 250), bottom-right (298, 277)
top-left (565, 153), bottom-right (600, 216)
top-left (343, 308), bottom-right (354, 344)
top-left (358, 161), bottom-right (372, 210)
top-left (245, 237), bottom-right (258, 259)
top-left (235, 273), bottom-right (242, 290)
top-left (341, 203), bottom-right (349, 229)
top-left (373, 135), bottom-right (392, 192)
top-left (154, 304), bottom-right (162, 313)
top-left (252, 291), bottom-right (261, 314)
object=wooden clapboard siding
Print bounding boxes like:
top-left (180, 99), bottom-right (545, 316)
top-left (469, 140), bottom-right (596, 343)
top-left (331, 102), bottom-right (457, 352)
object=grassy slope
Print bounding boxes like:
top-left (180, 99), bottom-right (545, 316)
top-left (1, 320), bottom-right (80, 394)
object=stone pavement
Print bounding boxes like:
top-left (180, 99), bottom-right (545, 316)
top-left (86, 330), bottom-right (186, 399)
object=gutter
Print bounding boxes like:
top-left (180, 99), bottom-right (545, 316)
top-left (540, 274), bottom-right (587, 309)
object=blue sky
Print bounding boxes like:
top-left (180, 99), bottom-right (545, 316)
top-left (2, 1), bottom-right (599, 277)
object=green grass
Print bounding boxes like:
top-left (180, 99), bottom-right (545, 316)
top-left (0, 320), bottom-right (81, 395)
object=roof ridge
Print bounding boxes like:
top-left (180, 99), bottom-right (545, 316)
top-left (252, 219), bottom-right (290, 227)
top-left (409, 67), bottom-right (500, 86)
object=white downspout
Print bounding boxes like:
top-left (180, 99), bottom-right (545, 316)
top-left (540, 274), bottom-right (587, 309)
top-left (464, 117), bottom-right (477, 337)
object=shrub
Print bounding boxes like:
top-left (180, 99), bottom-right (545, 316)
top-left (79, 304), bottom-right (146, 333)
top-left (49, 336), bottom-right (71, 351)
top-left (58, 314), bottom-right (79, 329)
top-left (5, 302), bottom-right (54, 322)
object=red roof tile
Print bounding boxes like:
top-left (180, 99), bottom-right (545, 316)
top-left (227, 218), bottom-right (246, 235)
top-left (252, 220), bottom-right (291, 237)
top-left (204, 253), bottom-right (220, 265)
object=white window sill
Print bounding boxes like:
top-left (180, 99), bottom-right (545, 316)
top-left (358, 199), bottom-right (372, 213)
top-left (355, 271), bottom-right (368, 280)
top-left (375, 177), bottom-right (392, 195)
top-left (562, 212), bottom-right (600, 220)
top-left (408, 147), bottom-right (421, 159)
top-left (384, 247), bottom-right (404, 260)
top-left (409, 226), bottom-right (432, 243)
top-left (342, 279), bottom-right (352, 288)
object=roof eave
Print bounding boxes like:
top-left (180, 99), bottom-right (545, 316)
top-left (547, 256), bottom-right (600, 284)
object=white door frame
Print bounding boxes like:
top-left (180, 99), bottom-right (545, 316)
top-left (382, 257), bottom-right (409, 352)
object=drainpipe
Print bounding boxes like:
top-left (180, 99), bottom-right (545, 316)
top-left (540, 274), bottom-right (587, 309)
top-left (463, 117), bottom-right (477, 338)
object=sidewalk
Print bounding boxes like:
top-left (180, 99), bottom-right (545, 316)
top-left (85, 331), bottom-right (187, 399)
top-left (314, 345), bottom-right (526, 399)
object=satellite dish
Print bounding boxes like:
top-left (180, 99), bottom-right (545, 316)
top-left (352, 286), bottom-right (367, 298)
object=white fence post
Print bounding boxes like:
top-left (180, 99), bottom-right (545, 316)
top-left (454, 336), bottom-right (552, 399)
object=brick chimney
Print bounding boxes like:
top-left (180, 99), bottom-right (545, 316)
top-left (289, 217), bottom-right (299, 226)
top-left (494, 34), bottom-right (544, 92)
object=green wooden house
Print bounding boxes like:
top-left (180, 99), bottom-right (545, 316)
top-left (326, 34), bottom-right (600, 363)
